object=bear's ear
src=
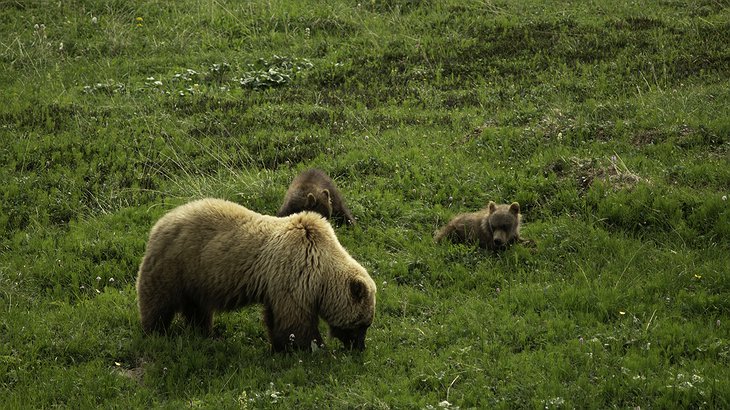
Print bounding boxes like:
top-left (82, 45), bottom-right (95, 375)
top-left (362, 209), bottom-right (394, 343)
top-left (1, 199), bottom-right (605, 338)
top-left (349, 279), bottom-right (368, 303)
top-left (509, 202), bottom-right (520, 215)
top-left (488, 201), bottom-right (497, 213)
top-left (322, 189), bottom-right (331, 204)
top-left (305, 192), bottom-right (317, 208)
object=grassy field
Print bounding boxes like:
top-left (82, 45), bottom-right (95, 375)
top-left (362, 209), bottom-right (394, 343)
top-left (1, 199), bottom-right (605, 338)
top-left (1, 0), bottom-right (729, 408)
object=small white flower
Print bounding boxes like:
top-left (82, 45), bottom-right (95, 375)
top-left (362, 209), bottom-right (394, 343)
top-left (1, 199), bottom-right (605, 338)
top-left (58, 42), bottom-right (63, 51)
top-left (96, 276), bottom-right (101, 281)
top-left (153, 80), bottom-right (163, 86)
top-left (108, 277), bottom-right (115, 282)
top-left (722, 195), bottom-right (727, 201)
top-left (91, 16), bottom-right (98, 24)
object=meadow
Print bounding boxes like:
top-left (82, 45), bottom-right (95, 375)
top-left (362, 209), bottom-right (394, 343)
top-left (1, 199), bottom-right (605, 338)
top-left (1, 0), bottom-right (729, 408)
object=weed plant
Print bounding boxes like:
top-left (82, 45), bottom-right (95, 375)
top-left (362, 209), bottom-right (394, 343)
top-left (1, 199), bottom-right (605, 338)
top-left (1, 0), bottom-right (728, 408)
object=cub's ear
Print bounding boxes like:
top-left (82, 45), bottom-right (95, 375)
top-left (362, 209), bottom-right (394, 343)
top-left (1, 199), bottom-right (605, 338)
top-left (305, 192), bottom-right (317, 208)
top-left (509, 202), bottom-right (520, 215)
top-left (349, 279), bottom-right (368, 302)
top-left (488, 201), bottom-right (497, 213)
top-left (322, 189), bottom-right (331, 203)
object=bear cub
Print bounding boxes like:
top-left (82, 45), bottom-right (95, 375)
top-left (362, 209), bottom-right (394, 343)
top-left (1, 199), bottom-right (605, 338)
top-left (277, 168), bottom-right (356, 225)
top-left (434, 201), bottom-right (521, 251)
top-left (136, 198), bottom-right (376, 352)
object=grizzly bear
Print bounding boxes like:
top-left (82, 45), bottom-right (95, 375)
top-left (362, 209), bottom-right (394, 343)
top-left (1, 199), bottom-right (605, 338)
top-left (135, 198), bottom-right (376, 352)
top-left (434, 201), bottom-right (521, 251)
top-left (277, 169), bottom-right (356, 225)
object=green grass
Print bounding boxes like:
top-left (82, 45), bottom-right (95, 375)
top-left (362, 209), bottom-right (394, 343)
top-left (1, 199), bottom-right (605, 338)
top-left (1, 0), bottom-right (729, 407)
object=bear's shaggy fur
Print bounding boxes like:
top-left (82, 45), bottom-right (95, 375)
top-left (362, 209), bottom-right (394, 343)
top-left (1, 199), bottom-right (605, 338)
top-left (277, 169), bottom-right (356, 225)
top-left (434, 201), bottom-right (521, 250)
top-left (135, 198), bottom-right (376, 352)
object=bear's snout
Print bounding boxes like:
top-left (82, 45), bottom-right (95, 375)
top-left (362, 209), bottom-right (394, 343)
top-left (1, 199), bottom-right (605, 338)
top-left (330, 324), bottom-right (369, 351)
top-left (492, 231), bottom-right (509, 248)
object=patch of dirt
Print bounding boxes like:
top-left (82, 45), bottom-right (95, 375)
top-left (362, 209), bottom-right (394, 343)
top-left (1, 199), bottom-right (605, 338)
top-left (631, 128), bottom-right (668, 146)
top-left (545, 154), bottom-right (646, 195)
top-left (453, 120), bottom-right (497, 146)
top-left (112, 359), bottom-right (146, 385)
top-left (537, 108), bottom-right (576, 139)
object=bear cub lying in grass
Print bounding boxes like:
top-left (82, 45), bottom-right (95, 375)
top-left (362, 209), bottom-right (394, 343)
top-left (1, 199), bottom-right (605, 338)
top-left (434, 201), bottom-right (521, 251)
top-left (277, 168), bottom-right (356, 225)
top-left (136, 198), bottom-right (376, 352)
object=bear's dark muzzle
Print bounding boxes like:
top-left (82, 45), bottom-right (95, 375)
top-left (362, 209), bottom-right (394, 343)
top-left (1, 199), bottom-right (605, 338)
top-left (330, 324), bottom-right (368, 351)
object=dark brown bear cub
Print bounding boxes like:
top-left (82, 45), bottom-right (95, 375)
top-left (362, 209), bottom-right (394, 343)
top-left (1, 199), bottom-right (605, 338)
top-left (434, 201), bottom-right (521, 250)
top-left (277, 169), bottom-right (356, 225)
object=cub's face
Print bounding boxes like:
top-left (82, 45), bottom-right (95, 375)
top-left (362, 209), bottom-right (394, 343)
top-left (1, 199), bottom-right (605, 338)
top-left (486, 202), bottom-right (521, 249)
top-left (327, 273), bottom-right (377, 351)
top-left (303, 189), bottom-right (333, 219)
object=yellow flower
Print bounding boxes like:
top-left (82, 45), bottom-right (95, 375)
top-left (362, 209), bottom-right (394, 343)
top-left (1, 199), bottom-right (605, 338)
top-left (136, 17), bottom-right (143, 22)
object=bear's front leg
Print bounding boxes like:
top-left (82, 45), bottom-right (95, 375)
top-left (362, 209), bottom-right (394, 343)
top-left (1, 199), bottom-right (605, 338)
top-left (263, 304), bottom-right (322, 352)
top-left (182, 303), bottom-right (213, 336)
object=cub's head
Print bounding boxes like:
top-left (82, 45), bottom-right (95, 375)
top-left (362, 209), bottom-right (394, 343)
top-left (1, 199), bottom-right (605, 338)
top-left (485, 201), bottom-right (521, 249)
top-left (302, 189), bottom-right (333, 219)
top-left (322, 262), bottom-right (377, 351)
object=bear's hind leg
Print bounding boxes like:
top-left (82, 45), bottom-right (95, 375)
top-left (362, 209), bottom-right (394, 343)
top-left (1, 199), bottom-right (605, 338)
top-left (140, 304), bottom-right (176, 335)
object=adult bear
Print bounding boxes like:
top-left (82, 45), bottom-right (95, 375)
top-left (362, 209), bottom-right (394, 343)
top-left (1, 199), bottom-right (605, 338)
top-left (135, 198), bottom-right (376, 352)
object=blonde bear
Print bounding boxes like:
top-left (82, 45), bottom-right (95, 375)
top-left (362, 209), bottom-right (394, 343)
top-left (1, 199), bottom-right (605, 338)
top-left (136, 198), bottom-right (376, 352)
